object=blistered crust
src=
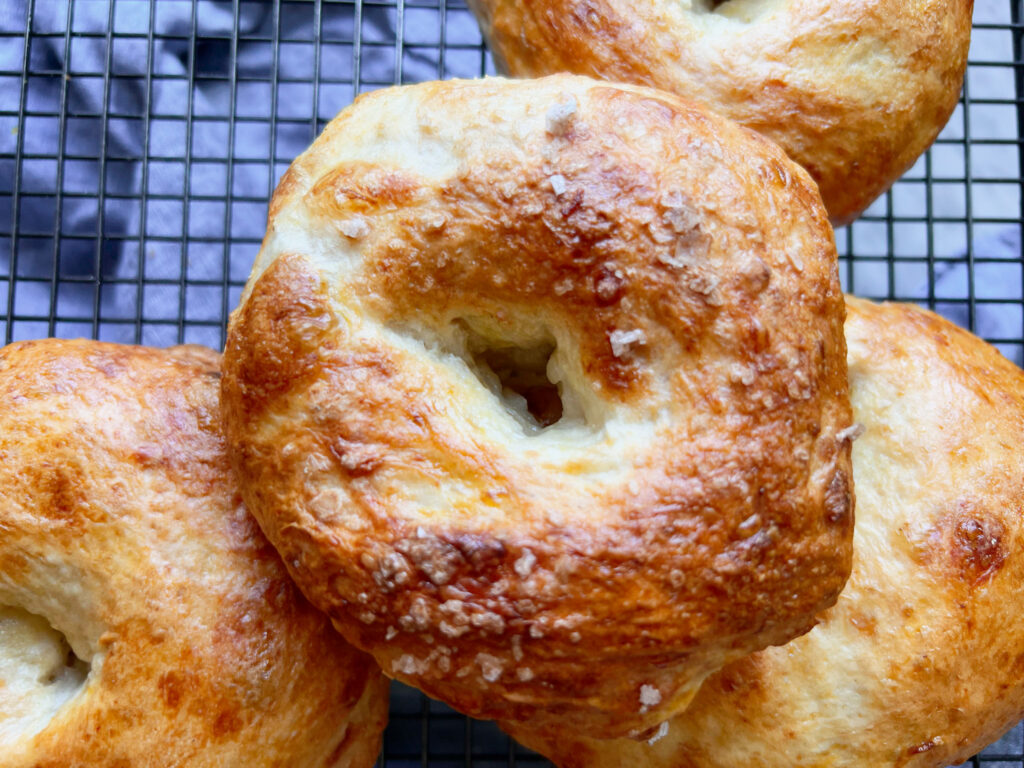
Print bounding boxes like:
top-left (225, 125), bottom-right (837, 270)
top-left (466, 0), bottom-right (972, 225)
top-left (509, 296), bottom-right (1024, 766)
top-left (0, 339), bottom-right (388, 767)
top-left (222, 75), bottom-right (853, 738)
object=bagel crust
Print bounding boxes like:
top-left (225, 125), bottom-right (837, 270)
top-left (0, 340), bottom-right (388, 767)
top-left (466, 0), bottom-right (973, 225)
top-left (222, 75), bottom-right (853, 738)
top-left (508, 296), bottom-right (1024, 767)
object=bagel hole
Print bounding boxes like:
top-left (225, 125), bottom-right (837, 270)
top-left (690, 0), bottom-right (727, 10)
top-left (699, 0), bottom-right (782, 20)
top-left (476, 344), bottom-right (562, 428)
top-left (0, 606), bottom-right (89, 742)
top-left (457, 320), bottom-right (569, 431)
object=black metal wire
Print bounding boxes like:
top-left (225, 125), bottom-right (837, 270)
top-left (0, 1), bottom-right (1022, 766)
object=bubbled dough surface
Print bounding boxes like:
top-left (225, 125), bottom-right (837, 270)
top-left (508, 296), bottom-right (1024, 767)
top-left (466, 0), bottom-right (973, 225)
top-left (223, 75), bottom-right (853, 738)
top-left (0, 339), bottom-right (388, 768)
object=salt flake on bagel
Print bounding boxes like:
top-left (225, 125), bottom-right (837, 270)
top-left (222, 75), bottom-right (854, 739)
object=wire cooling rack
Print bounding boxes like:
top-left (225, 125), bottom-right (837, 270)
top-left (1, 1), bottom-right (1022, 766)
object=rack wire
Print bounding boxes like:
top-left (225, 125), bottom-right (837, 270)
top-left (0, 1), bottom-right (1021, 766)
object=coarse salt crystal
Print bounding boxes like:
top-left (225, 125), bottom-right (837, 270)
top-left (394, 655), bottom-right (421, 675)
top-left (609, 328), bottom-right (646, 358)
top-left (546, 96), bottom-right (578, 136)
top-left (514, 549), bottom-right (537, 578)
top-left (339, 216), bottom-right (369, 239)
top-left (553, 277), bottom-right (573, 296)
top-left (837, 423), bottom-right (865, 442)
top-left (476, 653), bottom-right (504, 683)
top-left (639, 684), bottom-right (662, 710)
top-left (647, 721), bottom-right (670, 745)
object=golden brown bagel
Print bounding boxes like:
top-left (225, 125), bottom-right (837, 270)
top-left (507, 295), bottom-right (1024, 767)
top-left (221, 75), bottom-right (853, 739)
top-left (0, 339), bottom-right (388, 767)
top-left (467, 0), bottom-right (973, 225)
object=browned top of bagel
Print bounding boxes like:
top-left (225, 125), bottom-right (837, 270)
top-left (222, 75), bottom-right (853, 738)
top-left (467, 0), bottom-right (972, 225)
top-left (0, 339), bottom-right (387, 767)
top-left (508, 295), bottom-right (1024, 767)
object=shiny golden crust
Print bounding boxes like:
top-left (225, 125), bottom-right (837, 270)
top-left (221, 75), bottom-right (853, 738)
top-left (467, 0), bottom-right (972, 225)
top-left (0, 339), bottom-right (388, 767)
top-left (508, 296), bottom-right (1024, 766)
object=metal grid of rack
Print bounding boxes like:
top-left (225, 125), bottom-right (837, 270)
top-left (0, 1), bottom-right (1021, 766)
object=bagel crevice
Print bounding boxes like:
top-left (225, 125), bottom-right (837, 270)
top-left (0, 606), bottom-right (91, 745)
top-left (680, 0), bottom-right (782, 22)
top-left (394, 312), bottom-right (607, 436)
top-left (456, 319), bottom-right (569, 431)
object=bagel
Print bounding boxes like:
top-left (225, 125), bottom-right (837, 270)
top-left (466, 0), bottom-right (973, 225)
top-left (507, 296), bottom-right (1024, 767)
top-left (221, 74), bottom-right (854, 738)
top-left (0, 339), bottom-right (388, 767)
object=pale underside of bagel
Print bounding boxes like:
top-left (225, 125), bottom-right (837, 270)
top-left (0, 339), bottom-right (388, 768)
top-left (505, 296), bottom-right (1024, 768)
top-left (466, 0), bottom-right (973, 226)
top-left (222, 75), bottom-right (854, 738)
